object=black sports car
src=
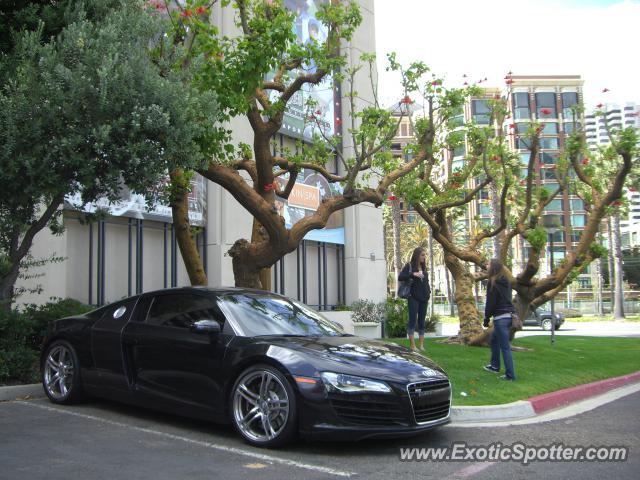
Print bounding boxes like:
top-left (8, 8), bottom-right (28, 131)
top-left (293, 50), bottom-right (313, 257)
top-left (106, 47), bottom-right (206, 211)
top-left (41, 287), bottom-right (451, 447)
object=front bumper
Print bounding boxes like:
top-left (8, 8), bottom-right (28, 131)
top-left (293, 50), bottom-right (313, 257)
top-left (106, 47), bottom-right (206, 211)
top-left (296, 377), bottom-right (452, 441)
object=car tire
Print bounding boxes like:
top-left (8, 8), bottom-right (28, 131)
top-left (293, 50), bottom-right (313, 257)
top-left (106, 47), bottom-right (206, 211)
top-left (541, 318), bottom-right (552, 331)
top-left (42, 340), bottom-right (85, 404)
top-left (230, 364), bottom-right (298, 448)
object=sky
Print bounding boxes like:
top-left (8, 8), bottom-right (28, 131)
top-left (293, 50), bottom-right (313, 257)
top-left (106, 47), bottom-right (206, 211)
top-left (373, 0), bottom-right (640, 109)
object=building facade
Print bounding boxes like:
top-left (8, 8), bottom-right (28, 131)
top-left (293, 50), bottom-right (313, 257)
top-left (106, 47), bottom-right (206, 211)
top-left (16, 0), bottom-right (386, 310)
top-left (585, 102), bottom-right (640, 249)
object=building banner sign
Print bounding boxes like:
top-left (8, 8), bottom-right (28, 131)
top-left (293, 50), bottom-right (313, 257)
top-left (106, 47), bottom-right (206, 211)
top-left (276, 170), bottom-right (345, 245)
top-left (64, 175), bottom-right (206, 227)
top-left (277, 0), bottom-right (336, 141)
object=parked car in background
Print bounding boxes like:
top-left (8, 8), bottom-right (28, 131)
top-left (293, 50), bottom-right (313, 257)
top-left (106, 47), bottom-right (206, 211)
top-left (523, 308), bottom-right (565, 330)
top-left (41, 287), bottom-right (451, 448)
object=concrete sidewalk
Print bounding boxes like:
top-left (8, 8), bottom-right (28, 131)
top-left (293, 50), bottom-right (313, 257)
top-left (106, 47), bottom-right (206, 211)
top-left (4, 371), bottom-right (640, 425)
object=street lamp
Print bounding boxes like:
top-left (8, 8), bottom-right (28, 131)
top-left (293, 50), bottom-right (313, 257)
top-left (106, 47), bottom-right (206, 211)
top-left (542, 213), bottom-right (562, 346)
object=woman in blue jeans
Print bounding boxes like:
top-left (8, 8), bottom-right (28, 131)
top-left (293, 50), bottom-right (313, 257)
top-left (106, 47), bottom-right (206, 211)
top-left (483, 258), bottom-right (516, 380)
top-left (398, 247), bottom-right (431, 351)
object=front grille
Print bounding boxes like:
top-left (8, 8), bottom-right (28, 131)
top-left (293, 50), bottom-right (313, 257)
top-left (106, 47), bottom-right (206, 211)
top-left (407, 379), bottom-right (451, 424)
top-left (330, 397), bottom-right (407, 426)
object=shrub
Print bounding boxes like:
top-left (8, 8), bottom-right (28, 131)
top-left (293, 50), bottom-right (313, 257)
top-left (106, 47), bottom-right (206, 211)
top-left (0, 309), bottom-right (39, 384)
top-left (21, 298), bottom-right (92, 350)
top-left (384, 297), bottom-right (408, 337)
top-left (0, 298), bottom-right (92, 384)
top-left (383, 297), bottom-right (439, 337)
top-left (350, 299), bottom-right (386, 323)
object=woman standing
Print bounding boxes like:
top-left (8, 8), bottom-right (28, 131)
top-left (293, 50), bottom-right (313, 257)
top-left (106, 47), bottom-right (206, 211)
top-left (483, 258), bottom-right (516, 381)
top-left (398, 247), bottom-right (431, 351)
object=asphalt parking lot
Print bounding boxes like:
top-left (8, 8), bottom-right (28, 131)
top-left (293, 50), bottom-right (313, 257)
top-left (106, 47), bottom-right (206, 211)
top-left (3, 391), bottom-right (639, 480)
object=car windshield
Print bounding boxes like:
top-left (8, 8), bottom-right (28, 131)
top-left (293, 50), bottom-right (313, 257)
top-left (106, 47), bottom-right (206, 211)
top-left (217, 293), bottom-right (344, 337)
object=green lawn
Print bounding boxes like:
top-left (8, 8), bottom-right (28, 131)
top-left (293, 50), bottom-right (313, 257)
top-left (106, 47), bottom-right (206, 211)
top-left (387, 336), bottom-right (640, 406)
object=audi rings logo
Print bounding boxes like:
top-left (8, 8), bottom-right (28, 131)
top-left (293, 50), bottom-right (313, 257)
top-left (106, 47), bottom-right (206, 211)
top-left (422, 369), bottom-right (438, 377)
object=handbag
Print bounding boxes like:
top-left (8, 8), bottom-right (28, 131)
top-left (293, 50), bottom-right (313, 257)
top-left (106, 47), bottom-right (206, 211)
top-left (397, 278), bottom-right (413, 299)
top-left (510, 312), bottom-right (523, 330)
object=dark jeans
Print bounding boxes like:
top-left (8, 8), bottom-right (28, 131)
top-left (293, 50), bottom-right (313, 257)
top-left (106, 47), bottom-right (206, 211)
top-left (490, 314), bottom-right (516, 379)
top-left (407, 297), bottom-right (428, 336)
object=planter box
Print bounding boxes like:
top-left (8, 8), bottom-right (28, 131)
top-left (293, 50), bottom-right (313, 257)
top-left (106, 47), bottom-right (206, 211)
top-left (321, 311), bottom-right (355, 334)
top-left (353, 321), bottom-right (382, 339)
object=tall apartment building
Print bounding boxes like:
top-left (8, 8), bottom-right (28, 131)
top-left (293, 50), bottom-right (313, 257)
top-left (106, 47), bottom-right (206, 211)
top-left (585, 102), bottom-right (640, 248)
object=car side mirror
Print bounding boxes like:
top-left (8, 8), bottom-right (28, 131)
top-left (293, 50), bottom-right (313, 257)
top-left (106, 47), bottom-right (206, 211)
top-left (190, 319), bottom-right (221, 334)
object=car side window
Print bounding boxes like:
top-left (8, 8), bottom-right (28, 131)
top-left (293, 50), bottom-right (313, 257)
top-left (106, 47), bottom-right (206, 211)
top-left (146, 294), bottom-right (220, 329)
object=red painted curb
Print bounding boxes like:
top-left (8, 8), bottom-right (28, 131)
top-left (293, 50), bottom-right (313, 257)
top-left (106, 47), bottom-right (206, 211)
top-left (527, 371), bottom-right (640, 413)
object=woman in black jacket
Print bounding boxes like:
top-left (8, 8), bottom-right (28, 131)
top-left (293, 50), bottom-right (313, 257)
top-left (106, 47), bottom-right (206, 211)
top-left (483, 258), bottom-right (516, 380)
top-left (398, 247), bottom-right (431, 351)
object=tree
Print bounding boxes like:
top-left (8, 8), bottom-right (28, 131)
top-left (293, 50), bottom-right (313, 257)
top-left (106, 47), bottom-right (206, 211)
top-left (167, 1), bottom-right (431, 289)
top-left (0, 0), bottom-right (224, 308)
top-left (394, 78), bottom-right (638, 344)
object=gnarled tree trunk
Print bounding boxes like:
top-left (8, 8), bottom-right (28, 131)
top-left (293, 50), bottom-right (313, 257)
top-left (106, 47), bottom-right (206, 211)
top-left (443, 255), bottom-right (485, 345)
top-left (170, 171), bottom-right (208, 286)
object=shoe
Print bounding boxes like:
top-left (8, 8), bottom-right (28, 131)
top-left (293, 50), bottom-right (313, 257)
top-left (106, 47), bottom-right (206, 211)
top-left (483, 365), bottom-right (499, 373)
top-left (499, 375), bottom-right (515, 381)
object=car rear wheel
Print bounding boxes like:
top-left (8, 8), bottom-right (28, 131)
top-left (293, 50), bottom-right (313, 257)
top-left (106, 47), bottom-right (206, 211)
top-left (42, 340), bottom-right (84, 404)
top-left (231, 364), bottom-right (297, 448)
top-left (541, 318), bottom-right (552, 331)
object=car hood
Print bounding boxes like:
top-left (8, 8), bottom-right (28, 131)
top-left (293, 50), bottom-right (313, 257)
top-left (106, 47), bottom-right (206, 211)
top-left (258, 335), bottom-right (448, 384)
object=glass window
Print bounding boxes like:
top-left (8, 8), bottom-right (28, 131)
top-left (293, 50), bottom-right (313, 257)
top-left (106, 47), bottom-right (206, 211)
top-left (545, 199), bottom-right (563, 211)
top-left (540, 123), bottom-right (559, 134)
top-left (562, 92), bottom-right (579, 119)
top-left (548, 230), bottom-right (565, 243)
top-left (535, 92), bottom-right (557, 117)
top-left (400, 123), bottom-right (408, 137)
top-left (515, 123), bottom-right (529, 134)
top-left (519, 153), bottom-right (530, 164)
top-left (217, 293), bottom-right (343, 337)
top-left (543, 182), bottom-right (560, 193)
top-left (571, 214), bottom-right (586, 227)
top-left (540, 137), bottom-right (560, 149)
top-left (570, 230), bottom-right (582, 243)
top-left (563, 122), bottom-right (581, 134)
top-left (570, 199), bottom-right (585, 211)
top-left (512, 92), bottom-right (530, 120)
top-left (479, 188), bottom-right (489, 200)
top-left (515, 136), bottom-right (532, 149)
top-left (472, 100), bottom-right (491, 124)
top-left (479, 202), bottom-right (491, 215)
top-left (540, 152), bottom-right (559, 164)
top-left (146, 294), bottom-right (220, 329)
top-left (542, 168), bottom-right (557, 180)
top-left (452, 159), bottom-right (464, 171)
top-left (453, 144), bottom-right (466, 158)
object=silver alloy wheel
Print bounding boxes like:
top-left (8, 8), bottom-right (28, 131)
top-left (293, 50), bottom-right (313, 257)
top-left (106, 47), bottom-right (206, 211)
top-left (541, 318), bottom-right (552, 331)
top-left (44, 344), bottom-right (75, 401)
top-left (232, 370), bottom-right (290, 443)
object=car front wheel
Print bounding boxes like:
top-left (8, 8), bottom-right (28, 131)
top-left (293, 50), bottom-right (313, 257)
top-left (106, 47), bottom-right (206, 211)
top-left (230, 364), bottom-right (297, 448)
top-left (541, 318), bottom-right (552, 331)
top-left (42, 340), bottom-right (84, 404)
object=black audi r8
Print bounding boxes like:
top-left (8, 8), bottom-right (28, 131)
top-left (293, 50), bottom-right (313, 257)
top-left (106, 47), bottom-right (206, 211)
top-left (41, 287), bottom-right (451, 447)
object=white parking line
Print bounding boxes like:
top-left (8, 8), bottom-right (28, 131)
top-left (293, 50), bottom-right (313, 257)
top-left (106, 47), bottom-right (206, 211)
top-left (15, 401), bottom-right (356, 478)
top-left (449, 462), bottom-right (496, 478)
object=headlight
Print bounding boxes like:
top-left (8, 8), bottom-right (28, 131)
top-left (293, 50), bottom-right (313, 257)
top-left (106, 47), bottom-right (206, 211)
top-left (320, 372), bottom-right (392, 394)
